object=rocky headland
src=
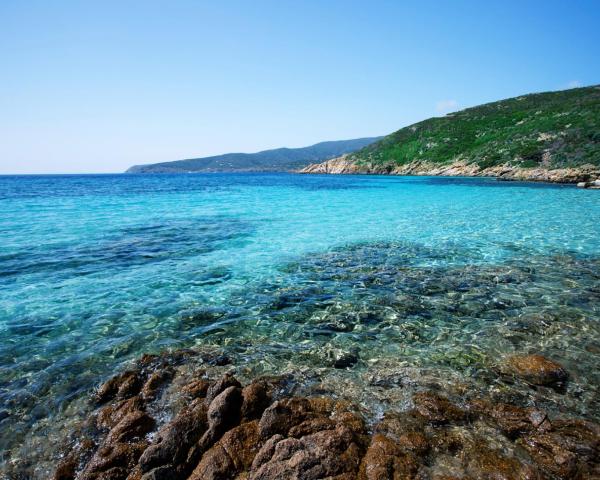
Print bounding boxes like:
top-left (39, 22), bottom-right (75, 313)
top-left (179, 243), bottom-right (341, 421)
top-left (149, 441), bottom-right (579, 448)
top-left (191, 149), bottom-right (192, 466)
top-left (45, 349), bottom-right (599, 480)
top-left (301, 85), bottom-right (600, 185)
top-left (299, 155), bottom-right (600, 185)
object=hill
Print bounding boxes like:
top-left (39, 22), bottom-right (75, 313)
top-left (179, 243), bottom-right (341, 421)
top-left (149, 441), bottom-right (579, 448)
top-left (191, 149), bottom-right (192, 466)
top-left (301, 86), bottom-right (600, 183)
top-left (126, 137), bottom-right (382, 173)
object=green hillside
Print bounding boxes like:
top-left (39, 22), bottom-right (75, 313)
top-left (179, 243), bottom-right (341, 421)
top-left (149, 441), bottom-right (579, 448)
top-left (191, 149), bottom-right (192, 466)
top-left (350, 85), bottom-right (600, 170)
top-left (127, 137), bottom-right (381, 173)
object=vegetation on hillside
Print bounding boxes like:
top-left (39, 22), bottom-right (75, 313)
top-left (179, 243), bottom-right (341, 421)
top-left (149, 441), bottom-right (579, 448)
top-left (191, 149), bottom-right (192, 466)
top-left (127, 137), bottom-right (381, 173)
top-left (350, 85), bottom-right (600, 170)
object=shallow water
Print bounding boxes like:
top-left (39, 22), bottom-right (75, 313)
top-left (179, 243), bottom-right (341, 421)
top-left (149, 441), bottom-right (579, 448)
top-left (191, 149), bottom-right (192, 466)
top-left (0, 173), bottom-right (599, 475)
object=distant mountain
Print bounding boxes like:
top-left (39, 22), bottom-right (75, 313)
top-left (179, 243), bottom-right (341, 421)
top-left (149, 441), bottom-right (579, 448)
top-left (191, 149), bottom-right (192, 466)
top-left (301, 85), bottom-right (600, 183)
top-left (126, 137), bottom-right (382, 173)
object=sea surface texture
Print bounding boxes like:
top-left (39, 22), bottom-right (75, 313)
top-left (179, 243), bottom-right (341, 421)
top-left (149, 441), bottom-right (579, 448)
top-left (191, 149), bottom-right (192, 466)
top-left (1, 173), bottom-right (599, 476)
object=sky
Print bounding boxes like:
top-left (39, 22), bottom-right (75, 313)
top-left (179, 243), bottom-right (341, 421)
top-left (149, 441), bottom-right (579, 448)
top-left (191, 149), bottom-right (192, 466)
top-left (1, 0), bottom-right (599, 174)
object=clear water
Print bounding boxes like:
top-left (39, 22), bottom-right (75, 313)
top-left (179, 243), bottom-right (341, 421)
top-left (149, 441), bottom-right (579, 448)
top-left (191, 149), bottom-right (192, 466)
top-left (1, 173), bottom-right (599, 475)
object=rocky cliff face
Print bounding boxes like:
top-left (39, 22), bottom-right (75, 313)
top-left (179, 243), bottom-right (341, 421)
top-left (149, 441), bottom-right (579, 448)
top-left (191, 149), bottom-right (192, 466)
top-left (298, 155), bottom-right (363, 174)
top-left (299, 156), bottom-right (600, 184)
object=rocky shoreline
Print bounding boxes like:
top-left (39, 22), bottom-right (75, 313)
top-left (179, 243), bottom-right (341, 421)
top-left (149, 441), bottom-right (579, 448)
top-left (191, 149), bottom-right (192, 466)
top-left (298, 155), bottom-right (600, 185)
top-left (44, 349), bottom-right (600, 480)
top-left (3, 244), bottom-right (599, 479)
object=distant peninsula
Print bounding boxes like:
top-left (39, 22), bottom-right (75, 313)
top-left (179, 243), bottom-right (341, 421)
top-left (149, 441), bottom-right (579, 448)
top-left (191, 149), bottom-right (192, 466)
top-left (301, 85), bottom-right (600, 184)
top-left (126, 137), bottom-right (382, 173)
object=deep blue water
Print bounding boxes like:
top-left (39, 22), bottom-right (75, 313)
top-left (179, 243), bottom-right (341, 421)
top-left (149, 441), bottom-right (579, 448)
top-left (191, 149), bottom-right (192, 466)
top-left (1, 173), bottom-right (599, 474)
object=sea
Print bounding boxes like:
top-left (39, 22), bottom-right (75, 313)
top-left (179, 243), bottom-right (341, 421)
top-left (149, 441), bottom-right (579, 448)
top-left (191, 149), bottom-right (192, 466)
top-left (1, 173), bottom-right (599, 476)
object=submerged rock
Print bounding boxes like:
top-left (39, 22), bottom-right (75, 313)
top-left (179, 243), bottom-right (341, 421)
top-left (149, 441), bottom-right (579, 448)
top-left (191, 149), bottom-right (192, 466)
top-left (504, 354), bottom-right (569, 386)
top-left (334, 351), bottom-right (359, 369)
top-left (412, 391), bottom-right (467, 424)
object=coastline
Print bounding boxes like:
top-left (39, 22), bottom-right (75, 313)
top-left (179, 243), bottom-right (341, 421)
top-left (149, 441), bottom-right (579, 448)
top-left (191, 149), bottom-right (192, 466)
top-left (298, 155), bottom-right (600, 185)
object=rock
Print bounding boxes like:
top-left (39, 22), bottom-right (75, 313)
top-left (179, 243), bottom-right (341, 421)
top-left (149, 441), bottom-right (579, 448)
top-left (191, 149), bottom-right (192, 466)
top-left (372, 413), bottom-right (429, 456)
top-left (333, 352), bottom-right (359, 369)
top-left (105, 410), bottom-right (155, 444)
top-left (258, 397), bottom-right (321, 439)
top-left (179, 383), bottom-right (245, 477)
top-left (205, 385), bottom-right (243, 437)
top-left (80, 441), bottom-right (148, 480)
top-left (241, 380), bottom-right (272, 421)
top-left (97, 396), bottom-right (145, 430)
top-left (463, 443), bottom-right (541, 480)
top-left (251, 396), bottom-right (367, 479)
top-left (210, 354), bottom-right (232, 366)
top-left (138, 398), bottom-right (208, 475)
top-left (96, 370), bottom-right (143, 404)
top-left (358, 433), bottom-right (421, 480)
top-left (301, 157), bottom-right (600, 184)
top-left (412, 391), bottom-right (467, 424)
top-left (140, 368), bottom-right (173, 400)
top-left (299, 155), bottom-right (364, 174)
top-left (519, 418), bottom-right (600, 478)
top-left (55, 363), bottom-right (600, 480)
top-left (249, 423), bottom-right (365, 479)
top-left (139, 465), bottom-right (174, 480)
top-left (188, 420), bottom-right (260, 480)
top-left (204, 373), bottom-right (242, 405)
top-left (505, 354), bottom-right (568, 386)
top-left (181, 378), bottom-right (210, 399)
top-left (53, 456), bottom-right (78, 480)
top-left (471, 400), bottom-right (551, 439)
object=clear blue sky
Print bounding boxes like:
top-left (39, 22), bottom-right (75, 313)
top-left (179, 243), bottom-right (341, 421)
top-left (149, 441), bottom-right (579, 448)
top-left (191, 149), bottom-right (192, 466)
top-left (1, 0), bottom-right (599, 174)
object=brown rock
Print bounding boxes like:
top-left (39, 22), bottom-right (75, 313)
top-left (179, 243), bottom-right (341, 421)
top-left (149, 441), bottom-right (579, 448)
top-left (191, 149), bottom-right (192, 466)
top-left (427, 428), bottom-right (466, 457)
top-left (249, 395), bottom-right (367, 479)
top-left (96, 370), bottom-right (143, 404)
top-left (358, 433), bottom-right (421, 480)
top-left (188, 420), bottom-right (260, 480)
top-left (138, 398), bottom-right (208, 475)
top-left (258, 397), bottom-right (316, 439)
top-left (97, 396), bottom-right (145, 431)
top-left (412, 391), bottom-right (467, 424)
top-left (140, 368), bottom-right (173, 400)
top-left (250, 423), bottom-right (364, 480)
top-left (206, 385), bottom-right (243, 436)
top-left (137, 354), bottom-right (160, 367)
top-left (53, 456), bottom-right (78, 480)
top-left (181, 384), bottom-right (246, 472)
top-left (204, 373), bottom-right (242, 405)
top-left (505, 354), bottom-right (568, 386)
top-left (105, 410), bottom-right (155, 444)
top-left (471, 400), bottom-right (551, 439)
top-left (80, 441), bottom-right (148, 480)
top-left (241, 380), bottom-right (272, 421)
top-left (181, 378), bottom-right (210, 399)
top-left (288, 416), bottom-right (338, 438)
top-left (373, 412), bottom-right (429, 456)
top-left (464, 443), bottom-right (541, 480)
top-left (520, 419), bottom-right (600, 478)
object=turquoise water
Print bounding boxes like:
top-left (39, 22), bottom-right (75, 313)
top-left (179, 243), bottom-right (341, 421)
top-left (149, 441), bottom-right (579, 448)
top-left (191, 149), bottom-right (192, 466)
top-left (1, 173), bottom-right (600, 474)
